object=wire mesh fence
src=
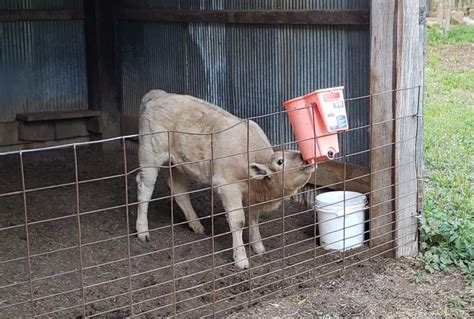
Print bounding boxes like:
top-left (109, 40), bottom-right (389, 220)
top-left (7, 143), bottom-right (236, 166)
top-left (0, 87), bottom-right (421, 318)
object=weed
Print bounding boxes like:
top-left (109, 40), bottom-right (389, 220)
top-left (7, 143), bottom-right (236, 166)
top-left (447, 296), bottom-right (469, 318)
top-left (420, 26), bottom-right (474, 284)
top-left (410, 269), bottom-right (426, 284)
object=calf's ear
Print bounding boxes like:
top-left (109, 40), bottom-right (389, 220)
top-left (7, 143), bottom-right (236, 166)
top-left (249, 163), bottom-right (270, 180)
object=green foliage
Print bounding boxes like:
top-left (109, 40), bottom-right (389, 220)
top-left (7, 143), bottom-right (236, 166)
top-left (410, 269), bottom-right (426, 284)
top-left (421, 25), bottom-right (474, 284)
top-left (427, 25), bottom-right (474, 45)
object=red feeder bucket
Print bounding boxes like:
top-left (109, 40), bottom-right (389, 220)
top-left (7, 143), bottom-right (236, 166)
top-left (284, 86), bottom-right (348, 163)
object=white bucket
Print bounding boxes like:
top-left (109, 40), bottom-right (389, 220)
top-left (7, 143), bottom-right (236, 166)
top-left (315, 191), bottom-right (367, 251)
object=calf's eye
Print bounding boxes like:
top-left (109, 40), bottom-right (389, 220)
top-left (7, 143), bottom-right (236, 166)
top-left (277, 159), bottom-right (284, 166)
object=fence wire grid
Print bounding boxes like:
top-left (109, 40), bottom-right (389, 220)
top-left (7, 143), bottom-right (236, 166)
top-left (0, 87), bottom-right (422, 318)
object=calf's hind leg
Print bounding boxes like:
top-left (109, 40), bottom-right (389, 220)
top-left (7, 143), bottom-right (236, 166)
top-left (136, 153), bottom-right (168, 242)
top-left (168, 169), bottom-right (205, 234)
top-left (136, 167), bottom-right (158, 241)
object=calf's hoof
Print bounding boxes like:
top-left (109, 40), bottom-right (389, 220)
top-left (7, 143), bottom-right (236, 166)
top-left (252, 242), bottom-right (266, 256)
top-left (137, 232), bottom-right (150, 242)
top-left (234, 257), bottom-right (250, 269)
top-left (189, 221), bottom-right (205, 234)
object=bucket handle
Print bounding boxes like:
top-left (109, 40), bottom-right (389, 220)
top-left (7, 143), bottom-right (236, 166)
top-left (363, 197), bottom-right (368, 207)
top-left (334, 196), bottom-right (369, 216)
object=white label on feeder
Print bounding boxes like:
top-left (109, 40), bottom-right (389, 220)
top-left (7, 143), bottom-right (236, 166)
top-left (325, 101), bottom-right (348, 131)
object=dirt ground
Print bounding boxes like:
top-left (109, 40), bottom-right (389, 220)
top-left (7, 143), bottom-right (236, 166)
top-left (226, 258), bottom-right (473, 318)
top-left (431, 42), bottom-right (474, 73)
top-left (0, 146), bottom-right (471, 318)
top-left (225, 35), bottom-right (474, 319)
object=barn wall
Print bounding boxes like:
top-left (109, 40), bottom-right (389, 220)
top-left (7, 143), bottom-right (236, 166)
top-left (118, 0), bottom-right (371, 166)
top-left (0, 0), bottom-right (371, 166)
top-left (0, 0), bottom-right (88, 122)
top-left (119, 0), bottom-right (369, 10)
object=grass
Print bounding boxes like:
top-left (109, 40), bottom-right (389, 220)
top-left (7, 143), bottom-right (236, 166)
top-left (427, 24), bottom-right (474, 45)
top-left (420, 25), bottom-right (474, 284)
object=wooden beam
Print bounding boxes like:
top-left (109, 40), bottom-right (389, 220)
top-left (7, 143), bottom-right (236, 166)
top-left (394, 0), bottom-right (424, 258)
top-left (54, 119), bottom-right (89, 140)
top-left (2, 118), bottom-right (97, 144)
top-left (0, 9), bottom-right (84, 21)
top-left (0, 121), bottom-right (28, 146)
top-left (308, 161), bottom-right (370, 194)
top-left (84, 0), bottom-right (121, 148)
top-left (442, 0), bottom-right (453, 35)
top-left (86, 117), bottom-right (103, 134)
top-left (16, 110), bottom-right (100, 122)
top-left (426, 0), bottom-right (432, 16)
top-left (18, 122), bottom-right (55, 141)
top-left (369, 0), bottom-right (398, 256)
top-left (417, 0), bottom-right (427, 220)
top-left (437, 0), bottom-right (445, 25)
top-left (117, 9), bottom-right (370, 25)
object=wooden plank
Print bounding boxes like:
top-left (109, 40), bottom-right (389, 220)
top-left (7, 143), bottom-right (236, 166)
top-left (307, 161), bottom-right (370, 194)
top-left (0, 121), bottom-right (28, 146)
top-left (443, 0), bottom-right (453, 35)
top-left (437, 0), bottom-right (445, 25)
top-left (7, 118), bottom-right (94, 143)
top-left (117, 9), bottom-right (370, 25)
top-left (54, 119), bottom-right (89, 140)
top-left (417, 0), bottom-right (427, 217)
top-left (18, 122), bottom-right (55, 141)
top-left (84, 0), bottom-right (121, 149)
top-left (16, 110), bottom-right (100, 122)
top-left (427, 0), bottom-right (432, 15)
top-left (0, 121), bottom-right (18, 145)
top-left (86, 117), bottom-right (103, 134)
top-left (0, 9), bottom-right (84, 21)
top-left (369, 0), bottom-right (397, 256)
top-left (394, 0), bottom-right (423, 258)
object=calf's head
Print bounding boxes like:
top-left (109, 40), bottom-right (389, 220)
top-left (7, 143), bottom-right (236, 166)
top-left (249, 150), bottom-right (314, 194)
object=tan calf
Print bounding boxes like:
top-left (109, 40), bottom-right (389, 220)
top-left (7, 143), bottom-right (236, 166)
top-left (136, 90), bottom-right (314, 269)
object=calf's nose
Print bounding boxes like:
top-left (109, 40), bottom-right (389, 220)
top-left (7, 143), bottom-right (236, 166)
top-left (299, 152), bottom-right (305, 162)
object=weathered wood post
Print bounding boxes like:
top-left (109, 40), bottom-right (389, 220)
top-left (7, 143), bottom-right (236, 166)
top-left (370, 0), bottom-right (424, 257)
top-left (84, 0), bottom-right (121, 150)
top-left (437, 0), bottom-right (445, 25)
top-left (443, 0), bottom-right (453, 35)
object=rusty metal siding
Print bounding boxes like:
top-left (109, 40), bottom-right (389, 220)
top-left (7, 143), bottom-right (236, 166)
top-left (118, 0), bottom-right (370, 165)
top-left (0, 20), bottom-right (88, 122)
top-left (221, 0), bottom-right (370, 10)
top-left (118, 0), bottom-right (180, 9)
top-left (119, 0), bottom-right (369, 10)
top-left (0, 0), bottom-right (83, 9)
top-left (119, 21), bottom-right (188, 123)
top-left (344, 26), bottom-right (370, 165)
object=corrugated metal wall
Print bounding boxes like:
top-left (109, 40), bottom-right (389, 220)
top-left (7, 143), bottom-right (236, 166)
top-left (0, 0), bottom-right (82, 10)
top-left (119, 0), bottom-right (369, 10)
top-left (119, 0), bottom-right (370, 165)
top-left (0, 0), bottom-right (88, 122)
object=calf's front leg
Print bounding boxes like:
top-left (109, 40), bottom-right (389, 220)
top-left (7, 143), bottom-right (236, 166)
top-left (249, 211), bottom-right (265, 255)
top-left (217, 184), bottom-right (249, 269)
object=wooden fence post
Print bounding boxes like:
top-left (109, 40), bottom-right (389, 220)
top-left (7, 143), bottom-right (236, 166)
top-left (393, 0), bottom-right (425, 258)
top-left (437, 0), bottom-right (445, 25)
top-left (370, 0), bottom-right (423, 257)
top-left (84, 0), bottom-right (121, 149)
top-left (370, 0), bottom-right (397, 256)
top-left (443, 0), bottom-right (453, 35)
